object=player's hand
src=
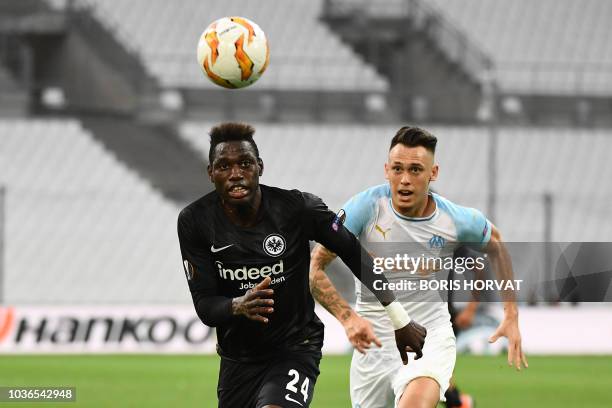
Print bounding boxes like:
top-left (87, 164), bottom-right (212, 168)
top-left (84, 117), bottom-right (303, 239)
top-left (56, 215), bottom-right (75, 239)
top-left (342, 313), bottom-right (381, 354)
top-left (232, 277), bottom-right (275, 324)
top-left (394, 320), bottom-right (427, 364)
top-left (489, 315), bottom-right (528, 370)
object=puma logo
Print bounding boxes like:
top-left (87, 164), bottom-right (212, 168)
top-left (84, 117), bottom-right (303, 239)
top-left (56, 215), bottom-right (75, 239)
top-left (375, 224), bottom-right (391, 239)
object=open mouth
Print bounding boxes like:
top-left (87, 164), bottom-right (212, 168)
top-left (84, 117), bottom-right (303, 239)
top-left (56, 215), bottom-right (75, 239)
top-left (228, 185), bottom-right (249, 199)
top-left (397, 190), bottom-right (413, 199)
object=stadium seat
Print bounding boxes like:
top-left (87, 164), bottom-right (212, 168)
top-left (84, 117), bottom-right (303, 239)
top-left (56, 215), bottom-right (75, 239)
top-left (329, 0), bottom-right (612, 95)
top-left (181, 122), bottom-right (612, 242)
top-left (82, 0), bottom-right (389, 92)
top-left (1, 119), bottom-right (187, 304)
top-left (427, 0), bottom-right (612, 95)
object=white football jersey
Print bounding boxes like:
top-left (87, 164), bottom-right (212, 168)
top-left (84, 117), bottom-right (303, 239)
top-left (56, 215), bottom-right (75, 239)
top-left (342, 184), bottom-right (492, 329)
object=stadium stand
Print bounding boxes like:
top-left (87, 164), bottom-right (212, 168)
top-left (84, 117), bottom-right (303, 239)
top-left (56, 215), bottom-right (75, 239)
top-left (80, 116), bottom-right (211, 204)
top-left (80, 0), bottom-right (388, 92)
top-left (0, 64), bottom-right (28, 116)
top-left (2, 1), bottom-right (611, 307)
top-left (427, 0), bottom-right (612, 96)
top-left (181, 123), bottom-right (612, 242)
top-left (0, 65), bottom-right (19, 92)
top-left (322, 0), bottom-right (612, 125)
top-left (0, 119), bottom-right (187, 304)
top-left (2, 121), bottom-right (609, 306)
top-left (0, 0), bottom-right (48, 16)
top-left (327, 0), bottom-right (612, 95)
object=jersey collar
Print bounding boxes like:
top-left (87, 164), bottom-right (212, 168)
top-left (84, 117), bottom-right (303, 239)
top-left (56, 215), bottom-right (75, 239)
top-left (388, 194), bottom-right (438, 222)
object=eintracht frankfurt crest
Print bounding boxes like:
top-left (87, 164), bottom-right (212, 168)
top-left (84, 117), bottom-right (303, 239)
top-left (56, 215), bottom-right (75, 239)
top-left (263, 234), bottom-right (286, 257)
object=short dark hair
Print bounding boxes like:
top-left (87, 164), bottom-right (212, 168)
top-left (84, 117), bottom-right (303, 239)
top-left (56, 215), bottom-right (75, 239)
top-left (389, 126), bottom-right (437, 154)
top-left (209, 122), bottom-right (260, 163)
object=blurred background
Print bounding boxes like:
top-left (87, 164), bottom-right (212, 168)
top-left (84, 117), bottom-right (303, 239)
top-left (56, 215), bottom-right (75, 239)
top-left (1, 0), bottom-right (612, 406)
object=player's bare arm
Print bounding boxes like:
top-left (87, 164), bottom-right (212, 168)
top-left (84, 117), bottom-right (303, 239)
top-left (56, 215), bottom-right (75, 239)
top-left (309, 232), bottom-right (426, 362)
top-left (307, 200), bottom-right (426, 364)
top-left (482, 225), bottom-right (529, 370)
top-left (309, 244), bottom-right (381, 354)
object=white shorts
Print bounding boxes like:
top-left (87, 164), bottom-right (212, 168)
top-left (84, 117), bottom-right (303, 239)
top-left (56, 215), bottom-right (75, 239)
top-left (350, 313), bottom-right (456, 408)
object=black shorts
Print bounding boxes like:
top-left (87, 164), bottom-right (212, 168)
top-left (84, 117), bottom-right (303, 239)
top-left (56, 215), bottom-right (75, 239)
top-left (217, 349), bottom-right (321, 408)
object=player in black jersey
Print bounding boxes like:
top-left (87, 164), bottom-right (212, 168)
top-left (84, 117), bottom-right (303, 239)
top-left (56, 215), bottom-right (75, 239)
top-left (177, 123), bottom-right (427, 408)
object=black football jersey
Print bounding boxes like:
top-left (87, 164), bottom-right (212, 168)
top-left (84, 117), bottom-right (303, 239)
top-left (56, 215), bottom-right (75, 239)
top-left (178, 185), bottom-right (359, 362)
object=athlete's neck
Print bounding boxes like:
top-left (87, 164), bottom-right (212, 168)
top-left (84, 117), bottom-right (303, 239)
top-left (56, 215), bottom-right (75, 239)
top-left (221, 188), bottom-right (263, 227)
top-left (394, 193), bottom-right (435, 218)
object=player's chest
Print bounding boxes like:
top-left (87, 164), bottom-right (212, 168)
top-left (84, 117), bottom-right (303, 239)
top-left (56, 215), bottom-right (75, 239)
top-left (208, 216), bottom-right (306, 292)
top-left (210, 216), bottom-right (303, 260)
top-left (365, 211), bottom-right (459, 257)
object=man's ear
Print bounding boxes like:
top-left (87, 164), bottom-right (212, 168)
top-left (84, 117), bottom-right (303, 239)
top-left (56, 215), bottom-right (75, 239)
top-left (207, 164), bottom-right (213, 182)
top-left (384, 162), bottom-right (390, 181)
top-left (430, 164), bottom-right (439, 182)
top-left (257, 158), bottom-right (264, 176)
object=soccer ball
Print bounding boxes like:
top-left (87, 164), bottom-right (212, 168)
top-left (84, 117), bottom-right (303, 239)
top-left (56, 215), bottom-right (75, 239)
top-left (196, 17), bottom-right (270, 89)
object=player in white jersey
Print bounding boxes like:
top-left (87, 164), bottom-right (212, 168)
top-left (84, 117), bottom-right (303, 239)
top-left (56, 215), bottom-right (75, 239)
top-left (309, 126), bottom-right (527, 408)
